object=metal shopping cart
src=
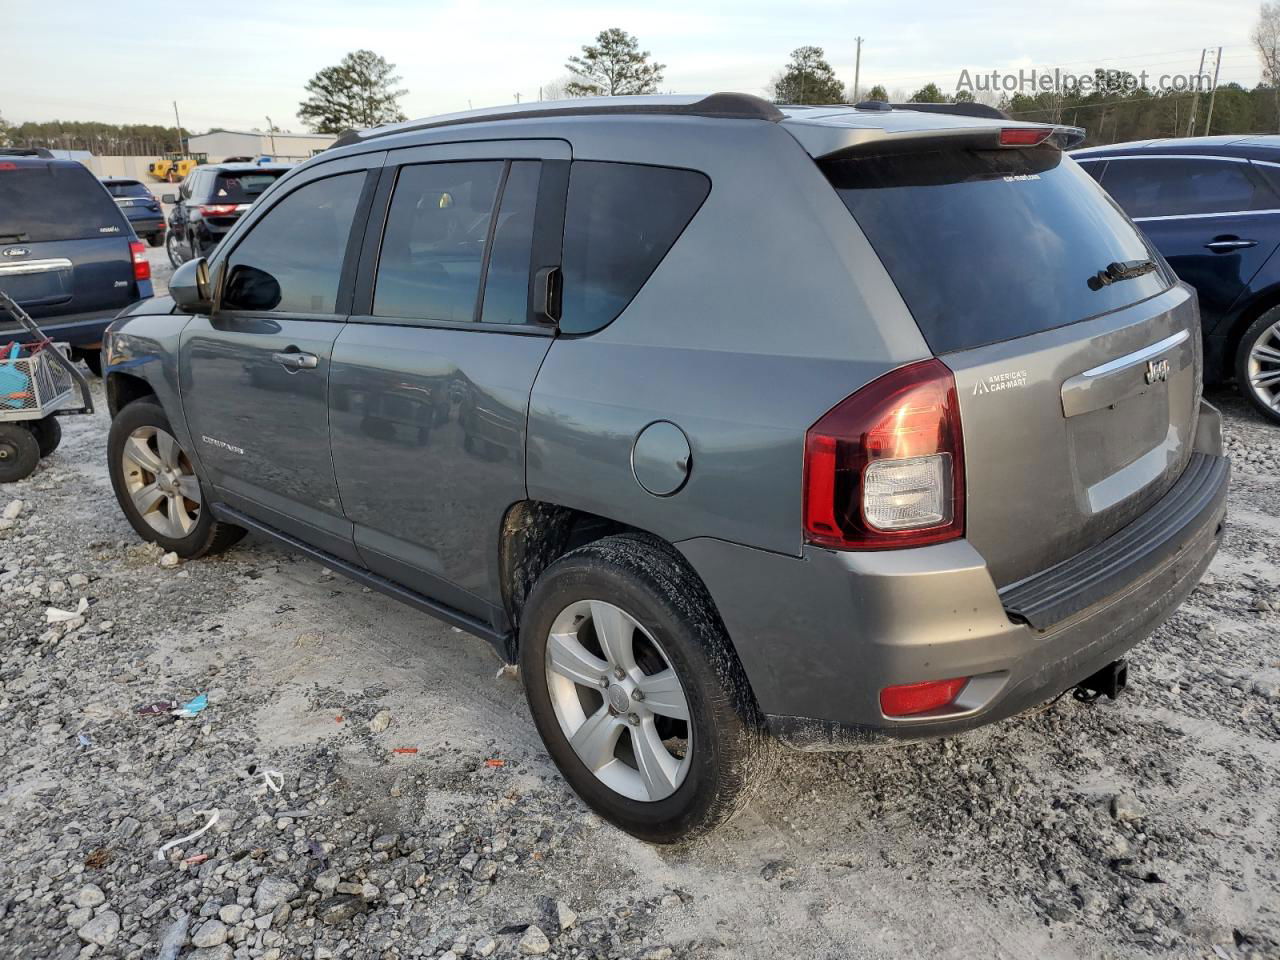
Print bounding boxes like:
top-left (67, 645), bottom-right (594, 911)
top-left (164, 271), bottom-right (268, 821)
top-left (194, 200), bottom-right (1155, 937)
top-left (0, 289), bottom-right (94, 482)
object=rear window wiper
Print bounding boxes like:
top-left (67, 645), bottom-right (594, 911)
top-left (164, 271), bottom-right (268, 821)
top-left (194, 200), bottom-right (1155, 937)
top-left (1088, 258), bottom-right (1157, 291)
top-left (0, 232), bottom-right (29, 243)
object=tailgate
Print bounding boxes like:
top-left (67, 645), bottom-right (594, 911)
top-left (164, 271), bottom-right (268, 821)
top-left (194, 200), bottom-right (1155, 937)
top-left (0, 238), bottom-right (136, 326)
top-left (944, 285), bottom-right (1200, 586)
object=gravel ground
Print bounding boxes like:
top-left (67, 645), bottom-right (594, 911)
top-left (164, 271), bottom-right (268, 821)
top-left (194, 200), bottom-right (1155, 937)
top-left (1, 290), bottom-right (1278, 959)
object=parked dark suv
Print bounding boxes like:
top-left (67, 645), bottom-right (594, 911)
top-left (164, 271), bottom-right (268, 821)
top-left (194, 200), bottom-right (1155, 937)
top-left (101, 178), bottom-right (166, 247)
top-left (101, 95), bottom-right (1229, 841)
top-left (1074, 136), bottom-right (1280, 423)
top-left (1, 150), bottom-right (153, 374)
top-left (163, 161), bottom-right (292, 268)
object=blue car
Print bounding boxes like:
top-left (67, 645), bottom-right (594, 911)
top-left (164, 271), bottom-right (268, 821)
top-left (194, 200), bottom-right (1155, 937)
top-left (0, 149), bottom-right (154, 374)
top-left (101, 177), bottom-right (166, 247)
top-left (1074, 136), bottom-right (1280, 424)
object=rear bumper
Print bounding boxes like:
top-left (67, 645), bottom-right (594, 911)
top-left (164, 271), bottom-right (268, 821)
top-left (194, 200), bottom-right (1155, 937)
top-left (680, 401), bottom-right (1229, 750)
top-left (128, 216), bottom-right (165, 235)
top-left (0, 306), bottom-right (136, 348)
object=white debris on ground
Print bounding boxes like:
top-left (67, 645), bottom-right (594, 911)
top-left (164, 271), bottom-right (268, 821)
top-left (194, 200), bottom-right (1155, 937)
top-left (0, 381), bottom-right (1277, 960)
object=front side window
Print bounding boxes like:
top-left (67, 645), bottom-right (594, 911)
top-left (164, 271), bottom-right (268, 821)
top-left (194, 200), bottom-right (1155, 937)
top-left (221, 172), bottom-right (364, 314)
top-left (559, 162), bottom-right (710, 334)
top-left (374, 161), bottom-right (504, 322)
top-left (1101, 157), bottom-right (1277, 218)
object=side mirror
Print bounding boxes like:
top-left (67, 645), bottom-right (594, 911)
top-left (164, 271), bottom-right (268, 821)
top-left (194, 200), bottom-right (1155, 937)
top-left (170, 257), bottom-right (213, 314)
top-left (161, 193), bottom-right (177, 204)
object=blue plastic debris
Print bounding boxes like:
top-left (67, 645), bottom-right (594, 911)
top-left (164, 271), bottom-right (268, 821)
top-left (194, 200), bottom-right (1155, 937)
top-left (172, 694), bottom-right (208, 718)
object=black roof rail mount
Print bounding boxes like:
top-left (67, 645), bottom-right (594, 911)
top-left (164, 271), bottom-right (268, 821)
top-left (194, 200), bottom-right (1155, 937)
top-left (331, 92), bottom-right (785, 149)
top-left (854, 100), bottom-right (893, 112)
top-left (0, 147), bottom-right (55, 158)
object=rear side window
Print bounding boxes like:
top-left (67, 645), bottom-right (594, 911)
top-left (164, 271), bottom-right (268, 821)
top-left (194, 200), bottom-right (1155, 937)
top-left (373, 161), bottom-right (504, 322)
top-left (1099, 157), bottom-right (1277, 218)
top-left (824, 147), bottom-right (1169, 354)
top-left (103, 180), bottom-right (151, 198)
top-left (559, 162), bottom-right (710, 334)
top-left (222, 172), bottom-right (364, 314)
top-left (211, 170), bottom-right (286, 203)
top-left (480, 161), bottom-right (541, 324)
top-left (0, 163), bottom-right (127, 242)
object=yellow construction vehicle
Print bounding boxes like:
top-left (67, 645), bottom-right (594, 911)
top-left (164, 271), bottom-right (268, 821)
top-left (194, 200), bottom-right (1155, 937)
top-left (146, 154), bottom-right (199, 183)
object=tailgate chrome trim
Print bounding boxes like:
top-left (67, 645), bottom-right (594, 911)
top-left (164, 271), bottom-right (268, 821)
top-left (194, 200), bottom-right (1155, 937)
top-left (0, 257), bottom-right (73, 277)
top-left (1079, 329), bottom-right (1189, 379)
top-left (1062, 328), bottom-right (1192, 418)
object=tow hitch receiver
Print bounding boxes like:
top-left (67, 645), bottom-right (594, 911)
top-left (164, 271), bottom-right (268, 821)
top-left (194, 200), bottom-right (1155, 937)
top-left (1073, 659), bottom-right (1128, 704)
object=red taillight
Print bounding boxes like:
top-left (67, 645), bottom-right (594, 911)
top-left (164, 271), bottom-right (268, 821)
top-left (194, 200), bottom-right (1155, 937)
top-left (999, 127), bottom-right (1051, 147)
top-left (130, 241), bottom-right (150, 281)
top-left (200, 204), bottom-right (238, 216)
top-left (803, 358), bottom-right (964, 550)
top-left (0, 162), bottom-right (16, 171)
top-left (880, 677), bottom-right (970, 717)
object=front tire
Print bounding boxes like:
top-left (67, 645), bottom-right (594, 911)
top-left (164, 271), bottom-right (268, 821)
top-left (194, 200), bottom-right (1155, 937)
top-left (520, 534), bottom-right (767, 843)
top-left (0, 424), bottom-right (40, 483)
top-left (1237, 308), bottom-right (1280, 425)
top-left (107, 399), bottom-right (245, 558)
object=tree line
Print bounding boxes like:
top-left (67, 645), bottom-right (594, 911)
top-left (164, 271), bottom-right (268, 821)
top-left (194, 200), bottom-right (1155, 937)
top-left (8, 24), bottom-right (1280, 153)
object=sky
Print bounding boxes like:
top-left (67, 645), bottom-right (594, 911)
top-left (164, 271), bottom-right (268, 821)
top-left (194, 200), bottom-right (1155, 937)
top-left (1, 0), bottom-right (1269, 133)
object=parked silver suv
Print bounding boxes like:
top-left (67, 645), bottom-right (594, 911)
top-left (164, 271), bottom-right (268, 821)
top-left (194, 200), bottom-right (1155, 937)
top-left (102, 94), bottom-right (1229, 842)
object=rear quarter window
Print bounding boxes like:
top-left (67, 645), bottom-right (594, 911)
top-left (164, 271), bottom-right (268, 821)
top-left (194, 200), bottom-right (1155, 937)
top-left (824, 146), bottom-right (1169, 354)
top-left (559, 161), bottom-right (710, 335)
top-left (0, 163), bottom-right (128, 242)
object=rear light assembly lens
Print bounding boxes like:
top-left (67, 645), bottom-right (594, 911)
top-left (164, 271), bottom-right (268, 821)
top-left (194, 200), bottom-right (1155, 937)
top-left (129, 241), bottom-right (150, 281)
top-left (803, 358), bottom-right (964, 549)
top-left (999, 127), bottom-right (1052, 147)
top-left (200, 204), bottom-right (238, 216)
top-left (880, 677), bottom-right (970, 717)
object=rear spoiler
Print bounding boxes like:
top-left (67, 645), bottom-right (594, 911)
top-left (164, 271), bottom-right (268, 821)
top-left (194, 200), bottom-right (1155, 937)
top-left (887, 101), bottom-right (1008, 120)
top-left (787, 117), bottom-right (1086, 161)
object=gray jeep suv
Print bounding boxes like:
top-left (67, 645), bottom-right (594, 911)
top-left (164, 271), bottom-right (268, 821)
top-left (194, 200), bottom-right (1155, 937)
top-left (101, 94), bottom-right (1230, 842)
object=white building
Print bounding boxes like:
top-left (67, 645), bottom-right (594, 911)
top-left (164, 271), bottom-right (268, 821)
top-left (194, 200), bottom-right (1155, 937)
top-left (184, 129), bottom-right (338, 163)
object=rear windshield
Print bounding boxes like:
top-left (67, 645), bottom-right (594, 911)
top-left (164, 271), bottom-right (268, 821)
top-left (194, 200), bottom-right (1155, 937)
top-left (823, 146), bottom-right (1169, 354)
top-left (103, 180), bottom-right (150, 198)
top-left (0, 163), bottom-right (127, 242)
top-left (211, 170), bottom-right (285, 203)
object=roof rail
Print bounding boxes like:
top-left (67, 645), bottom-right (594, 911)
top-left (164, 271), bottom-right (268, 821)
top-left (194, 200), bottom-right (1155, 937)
top-left (888, 102), bottom-right (1009, 120)
top-left (0, 147), bottom-right (55, 158)
top-left (332, 92), bottom-right (785, 149)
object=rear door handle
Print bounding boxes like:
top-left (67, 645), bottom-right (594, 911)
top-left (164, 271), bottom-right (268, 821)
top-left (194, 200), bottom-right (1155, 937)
top-left (1205, 239), bottom-right (1257, 252)
top-left (271, 350), bottom-right (318, 371)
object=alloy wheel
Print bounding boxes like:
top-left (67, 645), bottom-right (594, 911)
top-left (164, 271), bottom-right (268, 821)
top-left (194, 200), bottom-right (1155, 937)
top-left (165, 230), bottom-right (184, 269)
top-left (544, 599), bottom-right (692, 802)
top-left (120, 425), bottom-right (202, 538)
top-left (1247, 318), bottom-right (1280, 413)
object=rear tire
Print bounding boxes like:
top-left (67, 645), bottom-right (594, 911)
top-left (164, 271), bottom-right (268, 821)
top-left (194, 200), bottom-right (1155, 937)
top-left (519, 534), bottom-right (767, 843)
top-left (29, 416), bottom-right (62, 458)
top-left (0, 424), bottom-right (40, 483)
top-left (1237, 307), bottom-right (1280, 425)
top-left (107, 399), bottom-right (245, 558)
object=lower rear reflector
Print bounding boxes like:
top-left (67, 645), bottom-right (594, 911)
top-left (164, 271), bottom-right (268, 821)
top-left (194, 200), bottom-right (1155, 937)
top-left (880, 677), bottom-right (970, 717)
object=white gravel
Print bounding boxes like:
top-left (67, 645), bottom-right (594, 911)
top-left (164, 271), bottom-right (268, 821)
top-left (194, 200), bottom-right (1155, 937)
top-left (0, 379), bottom-right (1277, 960)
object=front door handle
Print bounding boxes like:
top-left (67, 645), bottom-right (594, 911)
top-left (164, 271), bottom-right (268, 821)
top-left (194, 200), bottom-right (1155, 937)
top-left (271, 350), bottom-right (318, 371)
top-left (1205, 238), bottom-right (1257, 252)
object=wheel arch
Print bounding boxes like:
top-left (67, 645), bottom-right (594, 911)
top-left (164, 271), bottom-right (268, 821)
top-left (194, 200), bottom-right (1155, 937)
top-left (498, 501), bottom-right (734, 659)
top-left (1222, 280), bottom-right (1280, 380)
top-left (106, 371), bottom-right (157, 418)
